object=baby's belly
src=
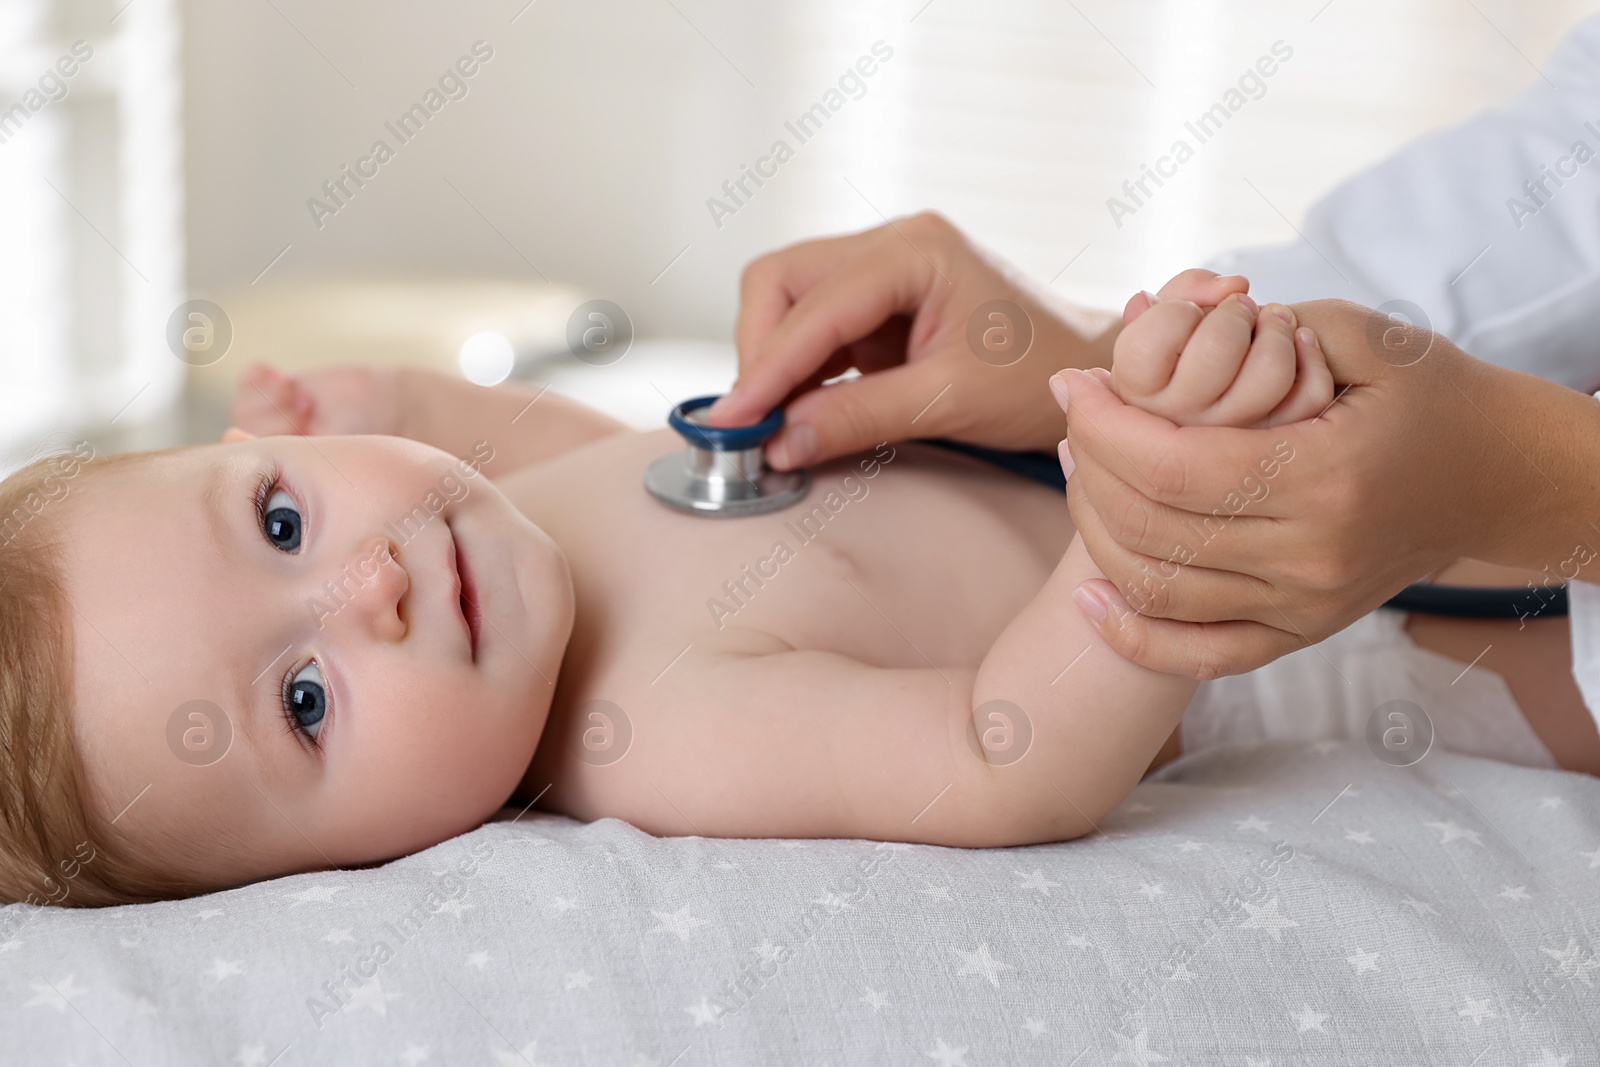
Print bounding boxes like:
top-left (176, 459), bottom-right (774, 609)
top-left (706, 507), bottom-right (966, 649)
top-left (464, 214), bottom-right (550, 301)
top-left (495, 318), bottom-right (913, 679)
top-left (512, 431), bottom-right (1074, 677)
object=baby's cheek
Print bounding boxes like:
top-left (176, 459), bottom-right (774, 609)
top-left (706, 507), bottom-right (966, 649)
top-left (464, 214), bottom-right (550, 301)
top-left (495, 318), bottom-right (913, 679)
top-left (336, 672), bottom-right (519, 848)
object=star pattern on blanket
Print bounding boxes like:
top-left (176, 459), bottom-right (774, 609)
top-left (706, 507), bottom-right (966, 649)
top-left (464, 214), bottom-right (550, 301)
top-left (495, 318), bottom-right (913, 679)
top-left (684, 996), bottom-right (720, 1027)
top-left (345, 976), bottom-right (400, 1016)
top-left (1400, 895), bottom-right (1440, 917)
top-left (284, 885), bottom-right (345, 906)
top-left (1539, 939), bottom-right (1599, 987)
top-left (1292, 1005), bottom-right (1329, 1033)
top-left (649, 905), bottom-right (709, 942)
top-left (206, 958), bottom-right (244, 982)
top-left (1110, 1028), bottom-right (1168, 1065)
top-left (1014, 869), bottom-right (1060, 896)
top-left (954, 942), bottom-right (1013, 988)
top-left (1238, 897), bottom-right (1298, 941)
top-left (492, 1040), bottom-right (551, 1067)
top-left (926, 1037), bottom-right (968, 1066)
top-left (1457, 996), bottom-right (1496, 1025)
top-left (1425, 820), bottom-right (1483, 846)
top-left (1345, 947), bottom-right (1380, 974)
top-left (1527, 1050), bottom-right (1572, 1067)
top-left (22, 975), bottom-right (86, 1013)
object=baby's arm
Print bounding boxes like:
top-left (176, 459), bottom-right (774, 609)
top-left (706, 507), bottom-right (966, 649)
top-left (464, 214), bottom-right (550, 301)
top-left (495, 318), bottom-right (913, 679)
top-left (229, 364), bottom-right (629, 478)
top-left (579, 538), bottom-right (1196, 848)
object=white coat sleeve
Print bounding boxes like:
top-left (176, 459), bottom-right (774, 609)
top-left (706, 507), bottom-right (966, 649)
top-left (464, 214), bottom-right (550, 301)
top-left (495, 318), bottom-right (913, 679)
top-left (1204, 15), bottom-right (1600, 732)
top-left (1206, 14), bottom-right (1600, 393)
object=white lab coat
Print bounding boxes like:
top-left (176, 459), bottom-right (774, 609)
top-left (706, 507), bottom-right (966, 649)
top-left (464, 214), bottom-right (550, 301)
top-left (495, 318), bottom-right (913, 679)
top-left (1205, 14), bottom-right (1600, 727)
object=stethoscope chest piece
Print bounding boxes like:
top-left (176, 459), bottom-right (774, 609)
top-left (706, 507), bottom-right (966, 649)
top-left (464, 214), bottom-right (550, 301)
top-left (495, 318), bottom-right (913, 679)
top-left (644, 395), bottom-right (811, 518)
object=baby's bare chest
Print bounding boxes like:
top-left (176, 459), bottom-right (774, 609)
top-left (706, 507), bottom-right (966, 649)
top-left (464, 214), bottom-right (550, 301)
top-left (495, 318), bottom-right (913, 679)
top-left (509, 430), bottom-right (1072, 685)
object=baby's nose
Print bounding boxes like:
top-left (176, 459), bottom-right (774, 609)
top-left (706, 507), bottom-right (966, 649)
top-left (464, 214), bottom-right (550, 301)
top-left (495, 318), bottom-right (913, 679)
top-left (321, 535), bottom-right (409, 641)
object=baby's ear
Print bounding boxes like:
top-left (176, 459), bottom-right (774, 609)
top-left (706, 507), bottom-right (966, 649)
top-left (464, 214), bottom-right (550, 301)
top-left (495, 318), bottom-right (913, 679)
top-left (220, 426), bottom-right (257, 443)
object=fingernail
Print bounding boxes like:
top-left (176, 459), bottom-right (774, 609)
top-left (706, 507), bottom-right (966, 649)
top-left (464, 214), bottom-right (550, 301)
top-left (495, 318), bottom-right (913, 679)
top-left (1049, 372), bottom-right (1071, 413)
top-left (1269, 304), bottom-right (1292, 325)
top-left (1057, 439), bottom-right (1076, 480)
top-left (1072, 584), bottom-right (1109, 625)
top-left (1296, 326), bottom-right (1317, 347)
top-left (1236, 293), bottom-right (1258, 312)
top-left (1088, 366), bottom-right (1113, 386)
top-left (1140, 290), bottom-right (1160, 305)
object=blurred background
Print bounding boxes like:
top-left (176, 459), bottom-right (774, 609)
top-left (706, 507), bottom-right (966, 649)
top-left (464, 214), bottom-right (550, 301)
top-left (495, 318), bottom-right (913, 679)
top-left (4, 0), bottom-right (1600, 470)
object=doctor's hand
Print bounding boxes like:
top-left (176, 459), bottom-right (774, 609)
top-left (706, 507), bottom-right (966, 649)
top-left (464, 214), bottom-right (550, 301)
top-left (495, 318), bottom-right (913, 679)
top-left (1058, 298), bottom-right (1544, 679)
top-left (703, 213), bottom-right (1249, 468)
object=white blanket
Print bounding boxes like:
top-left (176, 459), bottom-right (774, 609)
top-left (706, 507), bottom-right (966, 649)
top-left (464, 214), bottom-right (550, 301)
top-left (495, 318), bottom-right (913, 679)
top-left (2, 741), bottom-right (1596, 1065)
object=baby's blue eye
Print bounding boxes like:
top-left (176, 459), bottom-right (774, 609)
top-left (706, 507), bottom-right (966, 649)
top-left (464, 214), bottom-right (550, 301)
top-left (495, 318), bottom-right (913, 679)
top-left (286, 662), bottom-right (326, 740)
top-left (263, 488), bottom-right (302, 552)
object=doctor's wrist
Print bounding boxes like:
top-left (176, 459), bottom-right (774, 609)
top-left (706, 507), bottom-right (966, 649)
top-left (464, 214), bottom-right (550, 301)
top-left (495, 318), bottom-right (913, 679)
top-left (1460, 359), bottom-right (1600, 582)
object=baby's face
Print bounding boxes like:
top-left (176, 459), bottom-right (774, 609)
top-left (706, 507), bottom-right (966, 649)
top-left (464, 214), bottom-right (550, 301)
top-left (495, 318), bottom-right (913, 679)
top-left (62, 434), bottom-right (573, 891)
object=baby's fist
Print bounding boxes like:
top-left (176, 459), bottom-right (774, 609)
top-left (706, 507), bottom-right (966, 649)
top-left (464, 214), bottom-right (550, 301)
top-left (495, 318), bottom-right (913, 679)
top-left (1112, 272), bottom-right (1333, 428)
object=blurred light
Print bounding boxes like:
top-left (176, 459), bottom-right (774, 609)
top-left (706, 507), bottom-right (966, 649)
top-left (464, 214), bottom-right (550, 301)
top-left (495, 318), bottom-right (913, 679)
top-left (458, 330), bottom-right (514, 386)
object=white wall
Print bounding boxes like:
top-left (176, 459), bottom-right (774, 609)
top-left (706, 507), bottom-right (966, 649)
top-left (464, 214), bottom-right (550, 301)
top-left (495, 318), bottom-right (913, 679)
top-left (182, 0), bottom-right (1600, 340)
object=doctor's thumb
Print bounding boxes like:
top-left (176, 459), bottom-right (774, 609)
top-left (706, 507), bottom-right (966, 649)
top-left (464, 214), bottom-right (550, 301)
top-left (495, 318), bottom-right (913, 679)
top-left (767, 369), bottom-right (929, 470)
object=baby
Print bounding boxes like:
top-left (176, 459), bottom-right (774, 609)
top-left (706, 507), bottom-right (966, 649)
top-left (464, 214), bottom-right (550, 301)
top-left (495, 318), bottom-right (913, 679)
top-left (0, 270), bottom-right (1572, 907)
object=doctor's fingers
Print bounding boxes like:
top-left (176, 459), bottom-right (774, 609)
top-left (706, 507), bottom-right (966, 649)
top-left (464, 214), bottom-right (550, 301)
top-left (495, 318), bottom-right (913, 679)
top-left (732, 227), bottom-right (880, 375)
top-left (1061, 368), bottom-right (1308, 518)
top-left (1065, 453), bottom-right (1287, 590)
top-left (1065, 471), bottom-right (1292, 627)
top-left (765, 356), bottom-right (953, 471)
top-left (715, 220), bottom-right (947, 428)
top-left (1070, 576), bottom-right (1311, 680)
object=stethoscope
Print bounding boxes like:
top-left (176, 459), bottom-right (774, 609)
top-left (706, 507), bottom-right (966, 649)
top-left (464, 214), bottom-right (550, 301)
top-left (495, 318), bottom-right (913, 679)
top-left (642, 394), bottom-right (1566, 618)
top-left (1382, 581), bottom-right (1568, 619)
top-left (643, 395), bottom-right (811, 518)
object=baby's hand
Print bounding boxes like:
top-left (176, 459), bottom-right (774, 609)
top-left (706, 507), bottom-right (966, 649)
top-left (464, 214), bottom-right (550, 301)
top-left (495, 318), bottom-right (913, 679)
top-left (1110, 269), bottom-right (1333, 428)
top-left (229, 363), bottom-right (404, 438)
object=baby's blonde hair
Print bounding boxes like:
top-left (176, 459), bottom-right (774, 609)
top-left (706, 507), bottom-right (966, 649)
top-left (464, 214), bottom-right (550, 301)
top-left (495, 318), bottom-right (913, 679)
top-left (0, 449), bottom-right (208, 907)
